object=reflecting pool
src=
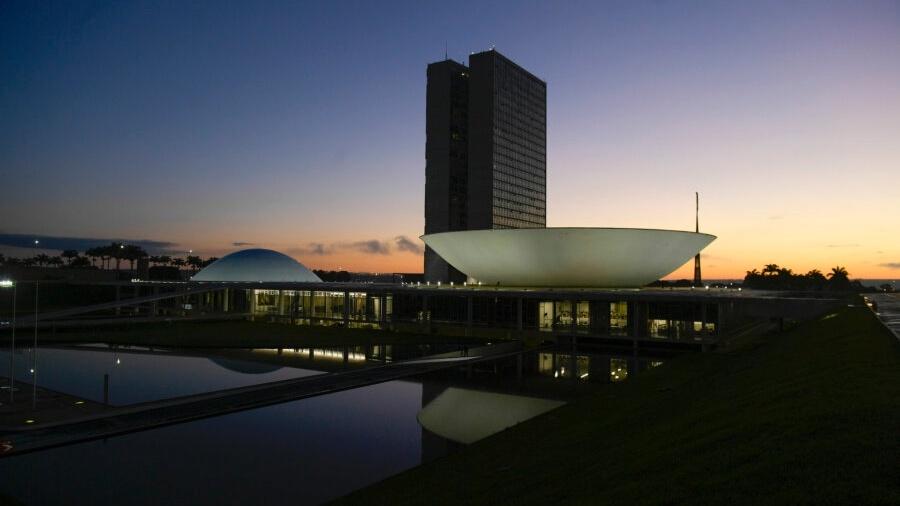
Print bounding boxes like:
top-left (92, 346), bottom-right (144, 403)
top-left (0, 344), bottom-right (668, 505)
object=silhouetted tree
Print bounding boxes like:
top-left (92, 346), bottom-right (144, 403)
top-left (61, 249), bottom-right (79, 265)
top-left (186, 255), bottom-right (203, 272)
top-left (69, 256), bottom-right (91, 268)
top-left (827, 266), bottom-right (851, 291)
top-left (122, 244), bottom-right (148, 271)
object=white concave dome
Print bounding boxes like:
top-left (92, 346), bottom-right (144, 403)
top-left (191, 249), bottom-right (322, 282)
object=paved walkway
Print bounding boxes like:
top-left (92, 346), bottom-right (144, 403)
top-left (0, 342), bottom-right (530, 457)
top-left (866, 293), bottom-right (900, 340)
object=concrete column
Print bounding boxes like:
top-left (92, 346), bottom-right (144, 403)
top-left (700, 302), bottom-right (707, 339)
top-left (343, 291), bottom-right (350, 326)
top-left (631, 338), bottom-right (639, 376)
top-left (570, 335), bottom-right (578, 381)
top-left (516, 297), bottom-right (523, 331)
top-left (151, 286), bottom-right (159, 317)
top-left (422, 294), bottom-right (430, 332)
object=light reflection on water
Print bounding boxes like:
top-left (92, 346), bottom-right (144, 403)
top-left (0, 344), bottom-right (667, 505)
top-left (0, 347), bottom-right (322, 405)
top-left (0, 380), bottom-right (425, 506)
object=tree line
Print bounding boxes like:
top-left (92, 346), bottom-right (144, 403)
top-left (743, 264), bottom-right (867, 291)
top-left (0, 242), bottom-right (218, 272)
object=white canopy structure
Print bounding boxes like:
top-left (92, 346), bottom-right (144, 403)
top-left (191, 249), bottom-right (322, 283)
top-left (421, 227), bottom-right (715, 287)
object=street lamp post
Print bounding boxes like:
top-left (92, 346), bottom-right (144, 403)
top-left (32, 281), bottom-right (38, 409)
top-left (1, 280), bottom-right (15, 403)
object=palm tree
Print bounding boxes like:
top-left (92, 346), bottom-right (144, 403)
top-left (806, 269), bottom-right (824, 279)
top-left (100, 246), bottom-right (112, 269)
top-left (109, 242), bottom-right (124, 271)
top-left (0, 253), bottom-right (5, 265)
top-left (762, 264), bottom-right (780, 276)
top-left (827, 266), bottom-right (851, 291)
top-left (48, 256), bottom-right (64, 268)
top-left (186, 255), bottom-right (203, 273)
top-left (122, 244), bottom-right (148, 271)
top-left (159, 255), bottom-right (172, 266)
top-left (827, 266), bottom-right (849, 280)
top-left (34, 253), bottom-right (51, 266)
top-left (70, 256), bottom-right (91, 268)
top-left (61, 249), bottom-right (79, 265)
top-left (84, 247), bottom-right (100, 267)
top-left (171, 258), bottom-right (187, 270)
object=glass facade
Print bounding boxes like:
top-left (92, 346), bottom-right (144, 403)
top-left (610, 302), bottom-right (629, 335)
top-left (490, 54), bottom-right (546, 229)
top-left (250, 290), bottom-right (718, 343)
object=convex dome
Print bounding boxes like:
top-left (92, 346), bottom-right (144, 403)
top-left (192, 249), bottom-right (322, 282)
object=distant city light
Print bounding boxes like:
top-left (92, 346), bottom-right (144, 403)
top-left (0, 280), bottom-right (13, 288)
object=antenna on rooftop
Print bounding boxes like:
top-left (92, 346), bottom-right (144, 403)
top-left (695, 191), bottom-right (699, 233)
top-left (693, 192), bottom-right (702, 287)
top-left (444, 41), bottom-right (448, 60)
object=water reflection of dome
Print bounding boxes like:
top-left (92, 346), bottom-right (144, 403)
top-left (417, 387), bottom-right (565, 444)
top-left (191, 248), bottom-right (322, 282)
top-left (208, 356), bottom-right (283, 374)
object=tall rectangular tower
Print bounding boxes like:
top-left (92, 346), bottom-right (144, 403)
top-left (424, 50), bottom-right (546, 282)
top-left (424, 59), bottom-right (470, 283)
top-left (468, 49), bottom-right (547, 230)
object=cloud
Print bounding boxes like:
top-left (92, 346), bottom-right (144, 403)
top-left (232, 241), bottom-right (255, 247)
top-left (879, 262), bottom-right (900, 269)
top-left (346, 240), bottom-right (390, 255)
top-left (394, 235), bottom-right (423, 254)
top-left (289, 242), bottom-right (334, 256)
top-left (288, 236), bottom-right (423, 257)
top-left (826, 243), bottom-right (860, 248)
top-left (0, 232), bottom-right (176, 253)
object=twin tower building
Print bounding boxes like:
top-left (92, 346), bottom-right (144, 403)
top-left (424, 49), bottom-right (547, 283)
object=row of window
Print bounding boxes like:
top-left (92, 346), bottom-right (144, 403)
top-left (493, 197), bottom-right (546, 216)
top-left (493, 185), bottom-right (546, 206)
top-left (494, 166), bottom-right (545, 188)
top-left (495, 151), bottom-right (546, 175)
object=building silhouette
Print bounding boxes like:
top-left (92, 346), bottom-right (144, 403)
top-left (425, 49), bottom-right (547, 282)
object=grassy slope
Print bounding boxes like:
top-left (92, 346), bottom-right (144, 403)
top-left (338, 306), bottom-right (900, 505)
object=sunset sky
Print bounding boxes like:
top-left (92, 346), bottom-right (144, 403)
top-left (1, 1), bottom-right (898, 278)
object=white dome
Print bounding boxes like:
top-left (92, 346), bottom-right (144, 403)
top-left (191, 249), bottom-right (322, 282)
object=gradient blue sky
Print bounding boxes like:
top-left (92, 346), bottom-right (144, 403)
top-left (1, 0), bottom-right (898, 277)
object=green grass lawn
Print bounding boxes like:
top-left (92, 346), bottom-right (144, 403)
top-left (38, 319), bottom-right (487, 348)
top-left (336, 305), bottom-right (900, 505)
